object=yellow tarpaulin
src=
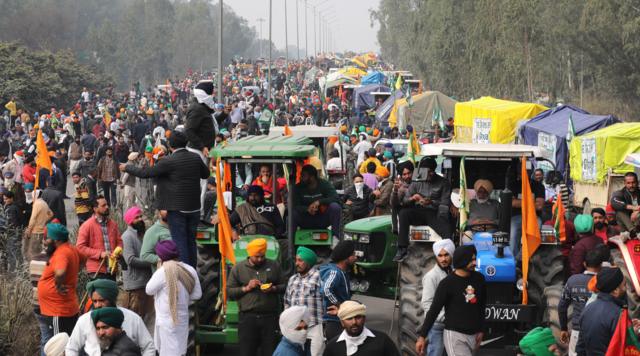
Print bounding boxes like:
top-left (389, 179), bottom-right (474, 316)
top-left (454, 97), bottom-right (547, 144)
top-left (387, 98), bottom-right (407, 128)
top-left (337, 66), bottom-right (367, 78)
top-left (569, 123), bottom-right (640, 183)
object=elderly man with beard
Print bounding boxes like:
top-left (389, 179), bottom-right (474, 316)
top-left (284, 247), bottom-right (324, 356)
top-left (274, 306), bottom-right (311, 356)
top-left (66, 279), bottom-right (155, 356)
top-left (420, 239), bottom-right (455, 356)
top-left (146, 240), bottom-right (202, 356)
top-left (227, 238), bottom-right (286, 356)
top-left (91, 307), bottom-right (141, 356)
top-left (468, 179), bottom-right (501, 226)
top-left (214, 185), bottom-right (285, 237)
top-left (324, 301), bottom-right (399, 356)
top-left (36, 222), bottom-right (81, 355)
top-left (121, 206), bottom-right (153, 318)
top-left (416, 245), bottom-right (486, 356)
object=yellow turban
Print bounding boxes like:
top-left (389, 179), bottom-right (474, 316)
top-left (473, 179), bottom-right (493, 194)
top-left (247, 238), bottom-right (267, 257)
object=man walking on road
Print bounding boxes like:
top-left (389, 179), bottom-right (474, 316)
top-left (96, 146), bottom-right (119, 206)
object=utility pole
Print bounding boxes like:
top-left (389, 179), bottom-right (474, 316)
top-left (257, 18), bottom-right (265, 58)
top-left (284, 0), bottom-right (289, 70)
top-left (268, 0), bottom-right (272, 101)
top-left (217, 0), bottom-right (223, 103)
top-left (313, 6), bottom-right (317, 57)
top-left (296, 0), bottom-right (300, 60)
top-left (304, 0), bottom-right (308, 58)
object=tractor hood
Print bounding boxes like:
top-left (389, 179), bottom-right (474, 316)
top-left (344, 215), bottom-right (392, 233)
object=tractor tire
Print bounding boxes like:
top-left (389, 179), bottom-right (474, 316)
top-left (196, 243), bottom-right (221, 325)
top-left (187, 305), bottom-right (196, 355)
top-left (543, 285), bottom-right (567, 341)
top-left (611, 248), bottom-right (640, 317)
top-left (528, 245), bottom-right (565, 314)
top-left (398, 243), bottom-right (436, 356)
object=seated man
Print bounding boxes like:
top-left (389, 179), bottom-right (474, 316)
top-left (292, 165), bottom-right (342, 240)
top-left (343, 174), bottom-right (373, 221)
top-left (468, 179), bottom-right (501, 227)
top-left (251, 163), bottom-right (286, 203)
top-left (610, 172), bottom-right (640, 232)
top-left (213, 185), bottom-right (285, 237)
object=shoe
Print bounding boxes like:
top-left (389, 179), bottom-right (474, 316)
top-left (393, 247), bottom-right (408, 262)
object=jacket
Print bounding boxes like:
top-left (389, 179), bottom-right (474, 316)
top-left (42, 187), bottom-right (67, 226)
top-left (319, 263), bottom-right (351, 322)
top-left (185, 98), bottom-right (216, 150)
top-left (610, 187), bottom-right (640, 212)
top-left (576, 293), bottom-right (624, 356)
top-left (273, 337), bottom-right (309, 356)
top-left (121, 226), bottom-right (152, 290)
top-left (343, 184), bottom-right (373, 219)
top-left (558, 271), bottom-right (596, 331)
top-left (125, 148), bottom-right (209, 211)
top-left (421, 265), bottom-right (449, 324)
top-left (102, 331), bottom-right (142, 356)
top-left (76, 215), bottom-right (123, 274)
top-left (569, 234), bottom-right (603, 275)
top-left (402, 174), bottom-right (451, 215)
top-left (373, 178), bottom-right (393, 212)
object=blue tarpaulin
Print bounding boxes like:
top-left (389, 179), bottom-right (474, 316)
top-left (519, 104), bottom-right (619, 173)
top-left (361, 71), bottom-right (387, 85)
top-left (375, 90), bottom-right (404, 125)
top-left (353, 84), bottom-right (390, 112)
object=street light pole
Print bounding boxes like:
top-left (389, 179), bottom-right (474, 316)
top-left (217, 0), bottom-right (223, 103)
top-left (313, 6), bottom-right (317, 57)
top-left (304, 0), bottom-right (308, 59)
top-left (257, 18), bottom-right (265, 58)
top-left (296, 0), bottom-right (300, 60)
top-left (284, 0), bottom-right (289, 70)
top-left (268, 0), bottom-right (272, 101)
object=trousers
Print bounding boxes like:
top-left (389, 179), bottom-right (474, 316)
top-left (167, 210), bottom-right (199, 268)
top-left (293, 202), bottom-right (342, 239)
top-left (238, 313), bottom-right (279, 356)
top-left (443, 329), bottom-right (477, 356)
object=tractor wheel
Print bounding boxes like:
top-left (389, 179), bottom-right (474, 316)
top-left (187, 305), bottom-right (196, 355)
top-left (611, 248), bottom-right (640, 317)
top-left (398, 243), bottom-right (436, 356)
top-left (543, 285), bottom-right (567, 342)
top-left (196, 243), bottom-right (221, 325)
top-left (527, 245), bottom-right (565, 315)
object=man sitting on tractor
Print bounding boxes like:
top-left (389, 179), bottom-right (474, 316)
top-left (468, 179), bottom-right (501, 227)
top-left (394, 157), bottom-right (451, 262)
top-left (292, 165), bottom-right (342, 241)
top-left (610, 172), bottom-right (640, 233)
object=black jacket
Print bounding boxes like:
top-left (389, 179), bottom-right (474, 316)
top-left (611, 187), bottom-right (640, 212)
top-left (102, 331), bottom-right (141, 356)
top-left (125, 148), bottom-right (209, 211)
top-left (42, 187), bottom-right (67, 226)
top-left (324, 328), bottom-right (400, 356)
top-left (343, 185), bottom-right (373, 219)
top-left (185, 99), bottom-right (216, 150)
top-left (576, 293), bottom-right (624, 356)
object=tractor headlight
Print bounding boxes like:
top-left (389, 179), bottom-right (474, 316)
top-left (358, 234), bottom-right (370, 244)
top-left (516, 278), bottom-right (524, 291)
top-left (344, 233), bottom-right (354, 241)
top-left (359, 280), bottom-right (370, 292)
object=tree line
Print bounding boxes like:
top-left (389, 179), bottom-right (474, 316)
top-left (371, 0), bottom-right (640, 119)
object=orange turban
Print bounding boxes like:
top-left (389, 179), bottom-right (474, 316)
top-left (373, 128), bottom-right (380, 137)
top-left (375, 165), bottom-right (390, 178)
top-left (328, 135), bottom-right (338, 145)
top-left (247, 238), bottom-right (267, 257)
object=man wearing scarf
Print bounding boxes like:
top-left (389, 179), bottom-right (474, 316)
top-left (66, 278), bottom-right (155, 356)
top-left (273, 306), bottom-right (310, 356)
top-left (146, 239), bottom-right (201, 356)
top-left (420, 239), bottom-right (455, 356)
top-left (324, 301), bottom-right (399, 356)
top-left (186, 80), bottom-right (223, 157)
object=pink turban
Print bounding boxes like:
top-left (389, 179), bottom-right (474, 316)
top-left (124, 206), bottom-right (142, 225)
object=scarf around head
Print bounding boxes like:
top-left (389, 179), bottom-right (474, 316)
top-left (163, 260), bottom-right (196, 325)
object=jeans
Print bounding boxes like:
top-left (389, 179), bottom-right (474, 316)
top-left (36, 312), bottom-right (53, 356)
top-left (427, 323), bottom-right (445, 356)
top-left (99, 181), bottom-right (117, 206)
top-left (293, 202), bottom-right (342, 239)
top-left (509, 214), bottom-right (523, 259)
top-left (238, 313), bottom-right (279, 356)
top-left (167, 210), bottom-right (200, 268)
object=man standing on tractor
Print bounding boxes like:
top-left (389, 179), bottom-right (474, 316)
top-left (319, 240), bottom-right (357, 341)
top-left (569, 215), bottom-right (604, 276)
top-left (416, 245), bottom-right (486, 356)
top-left (559, 250), bottom-right (603, 356)
top-left (610, 172), bottom-right (640, 233)
top-left (420, 239), bottom-right (454, 356)
top-left (395, 157), bottom-right (451, 261)
top-left (292, 165), bottom-right (342, 241)
top-left (227, 238), bottom-right (285, 356)
top-left (390, 162), bottom-right (414, 235)
top-left (284, 247), bottom-right (324, 356)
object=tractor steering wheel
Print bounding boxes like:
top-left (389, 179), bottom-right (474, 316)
top-left (467, 219), bottom-right (499, 233)
top-left (239, 222), bottom-right (275, 236)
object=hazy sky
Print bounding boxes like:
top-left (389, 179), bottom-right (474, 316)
top-left (224, 0), bottom-right (380, 54)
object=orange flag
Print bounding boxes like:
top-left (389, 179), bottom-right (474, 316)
top-left (215, 158), bottom-right (236, 305)
top-left (34, 129), bottom-right (52, 189)
top-left (521, 156), bottom-right (541, 305)
top-left (283, 124), bottom-right (293, 136)
top-left (552, 191), bottom-right (567, 243)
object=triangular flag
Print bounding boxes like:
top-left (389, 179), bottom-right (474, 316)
top-left (433, 102), bottom-right (445, 131)
top-left (566, 113), bottom-right (576, 143)
top-left (34, 129), bottom-right (52, 189)
top-left (395, 74), bottom-right (404, 91)
top-left (405, 87), bottom-right (413, 107)
top-left (521, 156), bottom-right (541, 305)
top-left (215, 158), bottom-right (236, 305)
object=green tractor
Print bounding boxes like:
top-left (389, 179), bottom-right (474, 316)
top-left (343, 143), bottom-right (565, 355)
top-left (194, 135), bottom-right (336, 351)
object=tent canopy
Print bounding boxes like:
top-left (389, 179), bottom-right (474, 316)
top-left (375, 90), bottom-right (404, 125)
top-left (318, 71), bottom-right (358, 95)
top-left (395, 91), bottom-right (457, 131)
top-left (569, 123), bottom-right (640, 183)
top-left (454, 96), bottom-right (548, 144)
top-left (519, 105), bottom-right (619, 172)
top-left (337, 66), bottom-right (367, 78)
top-left (361, 71), bottom-right (387, 85)
top-left (353, 84), bottom-right (390, 112)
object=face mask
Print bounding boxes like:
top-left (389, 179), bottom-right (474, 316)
top-left (354, 182), bottom-right (364, 199)
top-left (25, 191), bottom-right (33, 204)
top-left (283, 327), bottom-right (308, 346)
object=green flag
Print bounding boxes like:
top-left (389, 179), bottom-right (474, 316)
top-left (459, 157), bottom-right (468, 231)
top-left (432, 103), bottom-right (444, 131)
top-left (566, 113), bottom-right (576, 143)
top-left (406, 87), bottom-right (413, 107)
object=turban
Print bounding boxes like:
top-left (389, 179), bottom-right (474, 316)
top-left (86, 279), bottom-right (118, 304)
top-left (453, 245), bottom-right (477, 269)
top-left (128, 152), bottom-right (139, 161)
top-left (574, 214), bottom-right (594, 234)
top-left (375, 165), bottom-right (390, 178)
top-left (46, 223), bottom-right (69, 241)
top-left (328, 135), bottom-right (338, 145)
top-left (358, 125), bottom-right (366, 133)
top-left (3, 171), bottom-right (14, 178)
top-left (433, 239), bottom-right (455, 257)
top-left (247, 238), bottom-right (268, 257)
top-left (91, 307), bottom-right (124, 329)
top-left (331, 240), bottom-right (355, 262)
top-left (247, 185), bottom-right (264, 197)
top-left (383, 151), bottom-right (393, 160)
top-left (156, 239), bottom-right (180, 261)
top-left (419, 157), bottom-right (437, 170)
top-left (195, 81), bottom-right (214, 95)
top-left (338, 300), bottom-right (366, 320)
top-left (591, 208), bottom-right (606, 217)
top-left (473, 179), bottom-right (494, 194)
top-left (367, 148), bottom-right (377, 157)
top-left (596, 267), bottom-right (624, 293)
top-left (23, 182), bottom-right (34, 191)
top-left (43, 332), bottom-right (68, 356)
top-left (124, 206), bottom-right (142, 225)
top-left (297, 246), bottom-right (317, 267)
top-left (279, 306), bottom-right (310, 346)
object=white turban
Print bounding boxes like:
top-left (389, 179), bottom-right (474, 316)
top-left (433, 239), bottom-right (455, 257)
top-left (279, 306), bottom-right (310, 346)
top-left (44, 332), bottom-right (68, 356)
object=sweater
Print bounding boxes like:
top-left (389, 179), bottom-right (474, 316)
top-left (558, 271), bottom-right (596, 331)
top-left (102, 332), bottom-right (142, 356)
top-left (227, 259), bottom-right (285, 313)
top-left (576, 293), bottom-right (624, 356)
top-left (292, 179), bottom-right (339, 214)
top-left (139, 221), bottom-right (171, 270)
top-left (324, 328), bottom-right (400, 356)
top-left (419, 271), bottom-right (486, 336)
top-left (569, 235), bottom-right (603, 275)
top-left (121, 227), bottom-right (152, 290)
top-left (421, 265), bottom-right (449, 324)
top-left (125, 148), bottom-right (209, 211)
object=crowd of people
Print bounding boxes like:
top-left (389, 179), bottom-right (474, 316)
top-left (1, 55), bottom-right (638, 356)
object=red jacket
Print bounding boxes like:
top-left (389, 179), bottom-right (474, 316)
top-left (76, 215), bottom-right (122, 274)
top-left (568, 234), bottom-right (603, 276)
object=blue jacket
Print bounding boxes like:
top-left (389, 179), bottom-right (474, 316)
top-left (576, 293), bottom-right (624, 356)
top-left (273, 337), bottom-right (310, 356)
top-left (319, 263), bottom-right (351, 322)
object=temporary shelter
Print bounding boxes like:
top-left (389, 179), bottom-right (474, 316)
top-left (361, 71), bottom-right (387, 85)
top-left (393, 91), bottom-right (457, 131)
top-left (353, 84), bottom-right (390, 112)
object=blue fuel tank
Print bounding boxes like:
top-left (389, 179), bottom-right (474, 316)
top-left (469, 232), bottom-right (517, 283)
